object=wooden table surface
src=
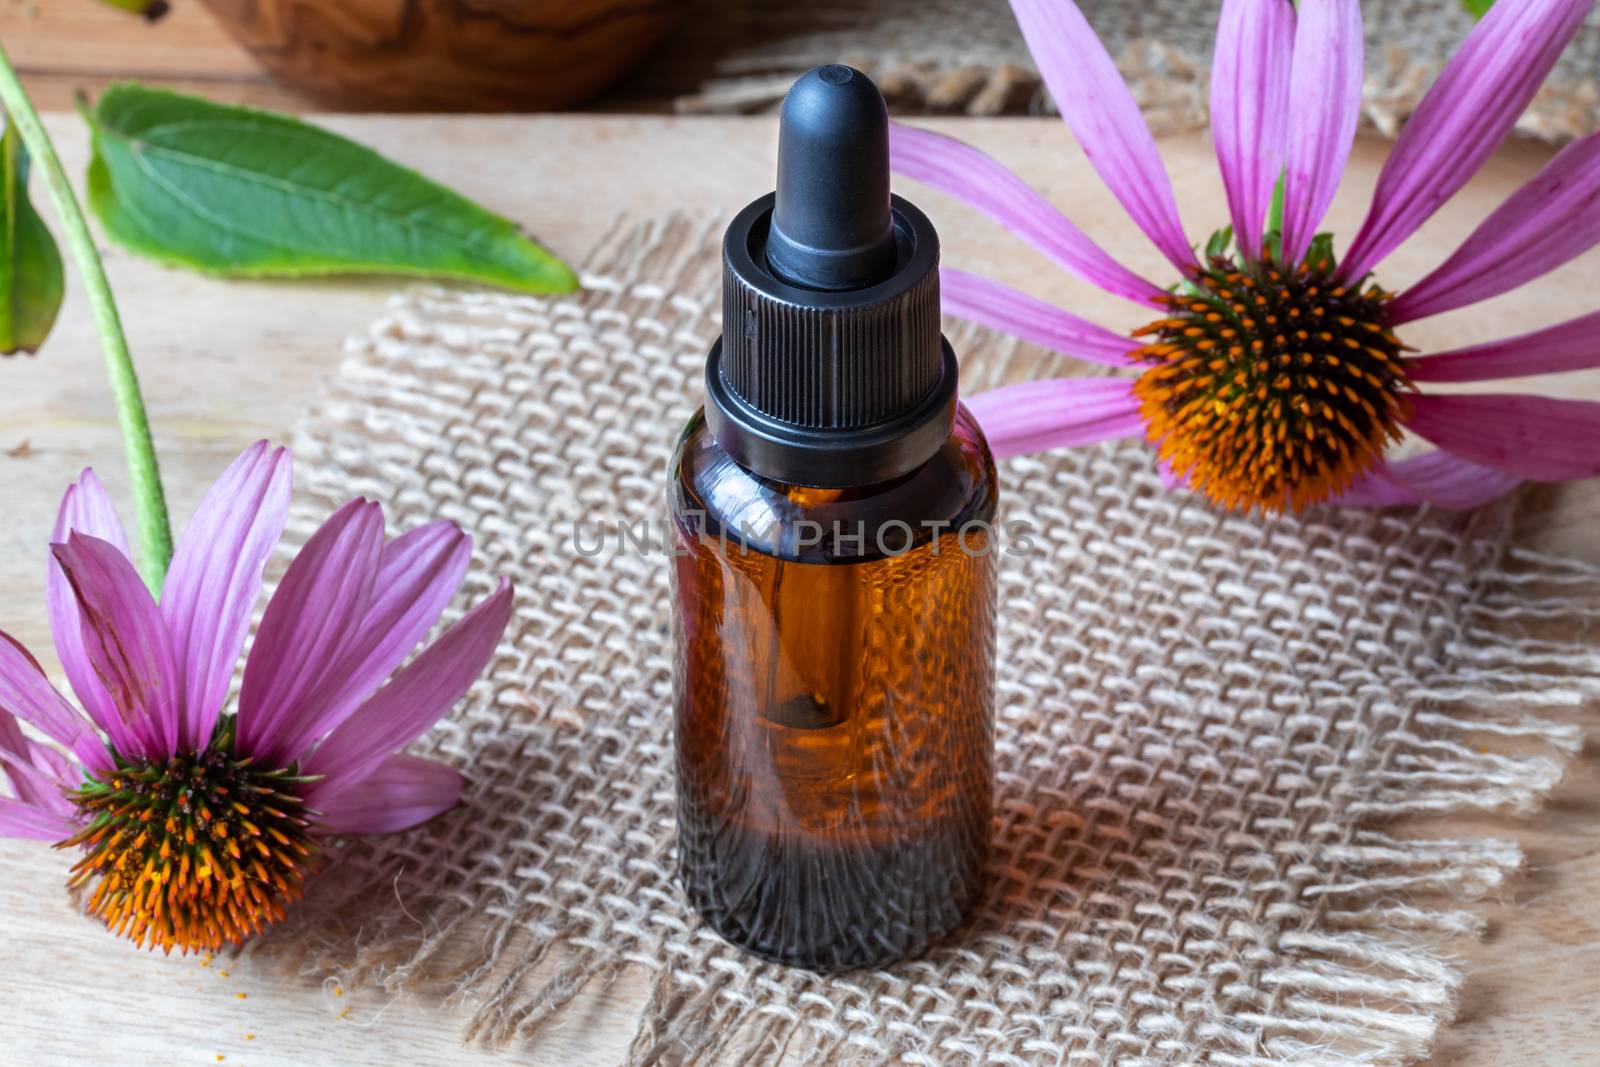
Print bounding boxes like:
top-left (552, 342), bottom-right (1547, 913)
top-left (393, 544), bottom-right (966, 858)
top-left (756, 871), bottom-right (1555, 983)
top-left (0, 0), bottom-right (710, 114)
top-left (0, 0), bottom-right (319, 111)
top-left (0, 113), bottom-right (1595, 1066)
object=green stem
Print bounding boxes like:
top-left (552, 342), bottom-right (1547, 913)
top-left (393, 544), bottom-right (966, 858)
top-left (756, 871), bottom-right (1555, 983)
top-left (0, 44), bottom-right (172, 592)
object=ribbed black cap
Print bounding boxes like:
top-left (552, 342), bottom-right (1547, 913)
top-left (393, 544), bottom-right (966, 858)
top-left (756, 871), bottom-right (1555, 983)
top-left (705, 66), bottom-right (956, 488)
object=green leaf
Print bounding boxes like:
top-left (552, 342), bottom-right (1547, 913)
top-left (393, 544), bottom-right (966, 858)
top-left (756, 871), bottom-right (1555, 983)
top-left (1304, 232), bottom-right (1337, 274)
top-left (81, 84), bottom-right (578, 294)
top-left (1260, 169), bottom-right (1287, 265)
top-left (1204, 225), bottom-right (1234, 260)
top-left (0, 116), bottom-right (65, 355)
top-left (1462, 0), bottom-right (1496, 18)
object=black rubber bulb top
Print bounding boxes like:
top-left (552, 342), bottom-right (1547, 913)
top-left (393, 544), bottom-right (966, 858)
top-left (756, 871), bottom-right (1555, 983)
top-left (765, 65), bottom-right (898, 291)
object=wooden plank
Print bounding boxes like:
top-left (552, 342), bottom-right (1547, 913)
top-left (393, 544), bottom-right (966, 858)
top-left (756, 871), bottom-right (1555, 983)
top-left (0, 114), bottom-right (1595, 1066)
top-left (2, 0), bottom-right (253, 73)
top-left (0, 0), bottom-right (682, 113)
top-left (0, 0), bottom-right (316, 110)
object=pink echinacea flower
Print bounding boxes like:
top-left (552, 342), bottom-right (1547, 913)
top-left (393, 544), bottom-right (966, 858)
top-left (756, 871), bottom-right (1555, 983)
top-left (893, 0), bottom-right (1600, 512)
top-left (0, 441), bottom-right (512, 952)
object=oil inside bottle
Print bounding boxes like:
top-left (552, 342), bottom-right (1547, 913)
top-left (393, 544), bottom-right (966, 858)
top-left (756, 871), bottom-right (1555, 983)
top-left (671, 410), bottom-right (996, 970)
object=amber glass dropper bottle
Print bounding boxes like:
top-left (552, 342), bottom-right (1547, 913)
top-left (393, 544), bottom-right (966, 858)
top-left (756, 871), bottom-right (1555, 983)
top-left (669, 64), bottom-right (998, 971)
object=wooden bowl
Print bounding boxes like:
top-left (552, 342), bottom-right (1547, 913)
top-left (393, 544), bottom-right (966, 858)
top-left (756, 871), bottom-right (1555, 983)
top-left (200, 0), bottom-right (683, 111)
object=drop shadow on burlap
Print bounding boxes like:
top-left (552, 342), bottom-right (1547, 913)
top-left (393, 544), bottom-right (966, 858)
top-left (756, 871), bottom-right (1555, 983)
top-left (250, 215), bottom-right (1598, 1067)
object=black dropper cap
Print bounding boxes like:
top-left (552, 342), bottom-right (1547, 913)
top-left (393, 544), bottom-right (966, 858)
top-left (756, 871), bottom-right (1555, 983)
top-left (705, 65), bottom-right (957, 489)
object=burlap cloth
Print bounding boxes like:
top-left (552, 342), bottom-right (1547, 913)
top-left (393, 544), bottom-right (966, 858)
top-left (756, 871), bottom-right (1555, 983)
top-left (639, 0), bottom-right (1600, 140)
top-left (255, 216), bottom-right (1600, 1066)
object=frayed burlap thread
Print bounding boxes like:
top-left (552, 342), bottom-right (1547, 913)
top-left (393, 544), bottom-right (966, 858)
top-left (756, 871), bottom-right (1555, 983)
top-left (256, 215), bottom-right (1597, 1066)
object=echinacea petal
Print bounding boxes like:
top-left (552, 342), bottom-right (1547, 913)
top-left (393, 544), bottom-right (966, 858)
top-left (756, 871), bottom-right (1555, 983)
top-left (1340, 0), bottom-right (1592, 283)
top-left (1390, 131), bottom-right (1600, 323)
top-left (963, 376), bottom-right (1144, 459)
top-left (1330, 450), bottom-right (1522, 509)
top-left (0, 631), bottom-right (109, 775)
top-left (1411, 309), bottom-right (1600, 383)
top-left (1210, 0), bottom-right (1295, 262)
top-left (53, 533), bottom-right (181, 762)
top-left (0, 743), bottom-right (74, 817)
top-left (1405, 392), bottom-right (1600, 481)
top-left (237, 499), bottom-right (385, 766)
top-left (1156, 456), bottom-right (1188, 491)
top-left (0, 710), bottom-right (30, 763)
top-left (47, 470), bottom-right (129, 738)
top-left (49, 471), bottom-right (129, 555)
top-left (1384, 450), bottom-right (1523, 509)
top-left (1280, 0), bottom-right (1363, 266)
top-left (1326, 465), bottom-right (1425, 508)
top-left (3, 713), bottom-right (73, 790)
top-left (313, 754), bottom-right (463, 835)
top-left (0, 794), bottom-right (75, 841)
top-left (889, 124), bottom-right (1166, 305)
top-left (23, 740), bottom-right (76, 797)
top-left (1009, 0), bottom-right (1194, 273)
top-left (268, 520), bottom-right (473, 762)
top-left (161, 441), bottom-right (292, 752)
top-left (0, 711), bottom-right (76, 813)
top-left (942, 269), bottom-right (1137, 367)
top-left (302, 579), bottom-right (513, 798)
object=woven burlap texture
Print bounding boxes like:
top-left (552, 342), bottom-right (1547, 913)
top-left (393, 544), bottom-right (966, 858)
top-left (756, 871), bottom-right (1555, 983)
top-left (651, 0), bottom-right (1600, 141)
top-left (257, 216), bottom-right (1596, 1066)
